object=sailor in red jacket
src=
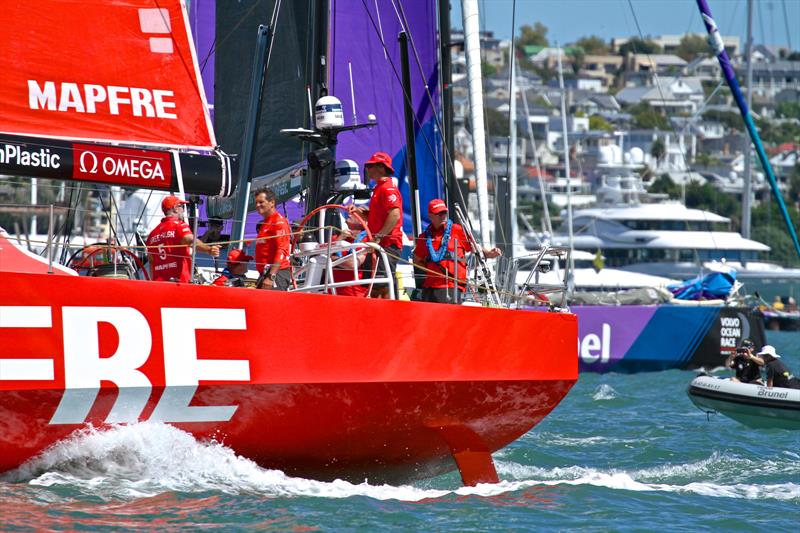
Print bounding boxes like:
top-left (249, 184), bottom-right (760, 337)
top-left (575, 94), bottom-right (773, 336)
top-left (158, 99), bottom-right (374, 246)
top-left (253, 187), bottom-right (292, 290)
top-left (351, 151), bottom-right (403, 299)
top-left (146, 195), bottom-right (220, 282)
top-left (413, 199), bottom-right (501, 304)
top-left (212, 248), bottom-right (253, 287)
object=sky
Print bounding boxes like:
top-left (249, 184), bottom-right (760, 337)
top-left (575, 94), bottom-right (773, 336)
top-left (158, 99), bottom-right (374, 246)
top-left (450, 0), bottom-right (799, 50)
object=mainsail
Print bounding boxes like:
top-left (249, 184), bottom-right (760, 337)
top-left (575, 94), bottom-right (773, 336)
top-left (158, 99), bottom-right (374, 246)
top-left (330, 1), bottom-right (444, 231)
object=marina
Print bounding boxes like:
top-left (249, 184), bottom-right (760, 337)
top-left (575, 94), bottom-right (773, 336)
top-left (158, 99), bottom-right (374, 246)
top-left (0, 0), bottom-right (798, 529)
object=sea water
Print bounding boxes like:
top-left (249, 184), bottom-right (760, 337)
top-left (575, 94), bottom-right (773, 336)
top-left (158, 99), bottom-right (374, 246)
top-left (1, 332), bottom-right (797, 531)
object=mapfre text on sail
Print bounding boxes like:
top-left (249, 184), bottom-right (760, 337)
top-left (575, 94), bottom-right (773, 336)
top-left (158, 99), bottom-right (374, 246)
top-left (28, 80), bottom-right (178, 119)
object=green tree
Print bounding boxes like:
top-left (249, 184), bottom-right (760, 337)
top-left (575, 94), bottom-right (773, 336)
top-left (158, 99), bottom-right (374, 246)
top-left (629, 102), bottom-right (669, 130)
top-left (790, 164), bottom-right (800, 207)
top-left (755, 118), bottom-right (800, 145)
top-left (694, 152), bottom-right (720, 167)
top-left (650, 139), bottom-right (666, 164)
top-left (589, 114), bottom-right (614, 132)
top-left (574, 35), bottom-right (609, 55)
top-left (776, 102), bottom-right (800, 120)
top-left (481, 61), bottom-right (497, 77)
top-left (702, 109), bottom-right (742, 132)
top-left (649, 174), bottom-right (680, 198)
top-left (751, 200), bottom-right (800, 266)
top-left (484, 107), bottom-right (510, 137)
top-left (618, 38), bottom-right (662, 56)
top-left (570, 49), bottom-right (585, 75)
top-left (675, 34), bottom-right (711, 61)
top-left (518, 22), bottom-right (549, 48)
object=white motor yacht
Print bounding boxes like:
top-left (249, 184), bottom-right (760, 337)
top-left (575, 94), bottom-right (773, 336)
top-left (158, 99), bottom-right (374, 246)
top-left (547, 169), bottom-right (800, 301)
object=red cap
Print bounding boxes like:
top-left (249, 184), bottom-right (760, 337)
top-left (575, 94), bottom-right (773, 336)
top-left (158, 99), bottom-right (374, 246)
top-left (227, 248), bottom-right (253, 264)
top-left (428, 199), bottom-right (448, 214)
top-left (364, 151), bottom-right (395, 174)
top-left (162, 195), bottom-right (189, 213)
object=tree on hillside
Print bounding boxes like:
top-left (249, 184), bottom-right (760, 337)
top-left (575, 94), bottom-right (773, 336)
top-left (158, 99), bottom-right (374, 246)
top-left (484, 107), bottom-right (510, 137)
top-left (618, 38), bottom-right (662, 56)
top-left (650, 138), bottom-right (666, 164)
top-left (589, 114), bottom-right (614, 132)
top-left (629, 102), bottom-right (669, 130)
top-left (518, 22), bottom-right (549, 48)
top-left (675, 34), bottom-right (710, 61)
top-left (575, 35), bottom-right (609, 55)
top-left (649, 174), bottom-right (680, 198)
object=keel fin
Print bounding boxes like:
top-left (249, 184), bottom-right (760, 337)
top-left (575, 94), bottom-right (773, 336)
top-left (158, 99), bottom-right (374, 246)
top-left (432, 424), bottom-right (499, 486)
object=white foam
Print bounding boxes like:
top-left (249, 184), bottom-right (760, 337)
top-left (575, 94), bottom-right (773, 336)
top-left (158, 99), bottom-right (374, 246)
top-left (5, 423), bottom-right (798, 503)
top-left (1, 423), bottom-right (523, 502)
top-left (495, 455), bottom-right (800, 502)
top-left (593, 384), bottom-right (618, 401)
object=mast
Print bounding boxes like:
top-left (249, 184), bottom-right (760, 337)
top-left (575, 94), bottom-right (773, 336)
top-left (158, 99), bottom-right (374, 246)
top-left (742, 0), bottom-right (754, 239)
top-left (696, 0), bottom-right (800, 258)
top-left (461, 0), bottom-right (491, 247)
top-left (439, 0), bottom-right (459, 212)
top-left (519, 77), bottom-right (553, 235)
top-left (399, 31), bottom-right (422, 239)
top-left (509, 49), bottom-right (518, 257)
top-left (230, 25), bottom-right (273, 249)
top-left (557, 45), bottom-right (575, 287)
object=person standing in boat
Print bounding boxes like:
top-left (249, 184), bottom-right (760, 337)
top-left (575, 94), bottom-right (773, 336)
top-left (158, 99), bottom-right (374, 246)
top-left (146, 195), bottom-right (220, 282)
top-left (351, 151), bottom-right (403, 299)
top-left (757, 345), bottom-right (800, 389)
top-left (724, 339), bottom-right (763, 384)
top-left (254, 187), bottom-right (292, 290)
top-left (211, 248), bottom-right (253, 287)
top-left (412, 199), bottom-right (502, 304)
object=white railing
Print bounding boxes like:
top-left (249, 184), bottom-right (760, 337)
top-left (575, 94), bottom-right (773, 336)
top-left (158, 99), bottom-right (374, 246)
top-left (291, 241), bottom-right (396, 300)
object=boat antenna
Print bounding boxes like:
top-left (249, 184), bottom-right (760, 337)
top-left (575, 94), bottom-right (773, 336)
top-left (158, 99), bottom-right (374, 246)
top-left (348, 62), bottom-right (357, 124)
top-left (307, 85), bottom-right (314, 129)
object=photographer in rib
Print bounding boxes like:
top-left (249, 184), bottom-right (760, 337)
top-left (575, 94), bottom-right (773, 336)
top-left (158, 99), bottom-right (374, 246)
top-left (725, 339), bottom-right (764, 385)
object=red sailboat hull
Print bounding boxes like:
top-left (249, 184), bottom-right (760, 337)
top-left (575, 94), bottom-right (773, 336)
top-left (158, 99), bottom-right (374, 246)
top-left (0, 271), bottom-right (577, 484)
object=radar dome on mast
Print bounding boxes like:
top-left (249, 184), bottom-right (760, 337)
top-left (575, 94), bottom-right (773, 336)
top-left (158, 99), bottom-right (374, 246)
top-left (315, 95), bottom-right (344, 129)
top-left (334, 159), bottom-right (365, 191)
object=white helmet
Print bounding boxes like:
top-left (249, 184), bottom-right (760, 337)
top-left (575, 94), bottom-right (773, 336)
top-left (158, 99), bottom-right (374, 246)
top-left (334, 159), bottom-right (365, 191)
top-left (315, 95), bottom-right (344, 129)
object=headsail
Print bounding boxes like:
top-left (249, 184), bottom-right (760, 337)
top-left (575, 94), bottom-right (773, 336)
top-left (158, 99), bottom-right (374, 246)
top-left (0, 0), bottom-right (232, 197)
top-left (1, 0), bottom-right (215, 150)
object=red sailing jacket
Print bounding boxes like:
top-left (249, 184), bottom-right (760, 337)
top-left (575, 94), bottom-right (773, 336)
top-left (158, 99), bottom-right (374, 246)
top-left (255, 211), bottom-right (291, 274)
top-left (367, 177), bottom-right (403, 249)
top-left (413, 223), bottom-right (474, 290)
top-left (146, 216), bottom-right (192, 282)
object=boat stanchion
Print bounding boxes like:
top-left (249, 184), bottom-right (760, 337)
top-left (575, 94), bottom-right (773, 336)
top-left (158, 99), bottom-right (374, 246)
top-left (47, 204), bottom-right (54, 274)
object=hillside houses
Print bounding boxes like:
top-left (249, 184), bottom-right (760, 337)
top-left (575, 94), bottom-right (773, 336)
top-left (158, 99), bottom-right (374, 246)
top-left (448, 29), bottom-right (799, 202)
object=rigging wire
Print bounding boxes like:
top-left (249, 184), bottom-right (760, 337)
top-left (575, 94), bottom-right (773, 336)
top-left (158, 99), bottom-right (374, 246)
top-left (498, 0), bottom-right (519, 249)
top-left (356, 0), bottom-right (452, 202)
top-left (781, 0), bottom-right (793, 51)
top-left (391, 0), bottom-right (470, 210)
top-left (625, 0), bottom-right (721, 255)
top-left (198, 1), bottom-right (262, 75)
